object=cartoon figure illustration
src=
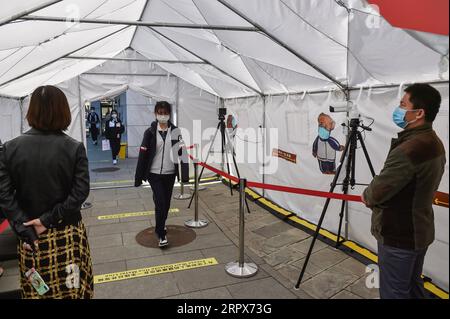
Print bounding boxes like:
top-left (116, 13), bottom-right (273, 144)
top-left (312, 113), bottom-right (344, 174)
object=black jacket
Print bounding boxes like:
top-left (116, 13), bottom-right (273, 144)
top-left (104, 118), bottom-right (125, 140)
top-left (135, 121), bottom-right (189, 185)
top-left (0, 129), bottom-right (90, 244)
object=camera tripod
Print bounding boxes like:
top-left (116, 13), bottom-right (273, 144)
top-left (188, 109), bottom-right (251, 214)
top-left (295, 117), bottom-right (376, 289)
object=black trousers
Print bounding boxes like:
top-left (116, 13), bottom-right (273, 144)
top-left (148, 173), bottom-right (176, 239)
top-left (378, 242), bottom-right (428, 299)
top-left (109, 138), bottom-right (121, 160)
top-left (89, 124), bottom-right (98, 142)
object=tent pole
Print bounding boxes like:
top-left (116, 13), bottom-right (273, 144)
top-left (128, 0), bottom-right (151, 48)
top-left (64, 56), bottom-right (205, 64)
top-left (20, 15), bottom-right (259, 32)
top-left (216, 0), bottom-right (347, 92)
top-left (262, 95), bottom-right (266, 198)
top-left (0, 26), bottom-right (130, 88)
top-left (77, 76), bottom-right (86, 146)
top-left (0, 0), bottom-right (63, 27)
top-left (175, 77), bottom-right (180, 127)
top-left (82, 72), bottom-right (169, 77)
top-left (148, 27), bottom-right (263, 97)
top-left (19, 98), bottom-right (24, 134)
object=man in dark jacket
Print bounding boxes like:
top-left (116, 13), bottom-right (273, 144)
top-left (362, 83), bottom-right (446, 299)
top-left (87, 107), bottom-right (100, 145)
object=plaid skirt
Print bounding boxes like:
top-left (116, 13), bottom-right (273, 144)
top-left (18, 221), bottom-right (93, 299)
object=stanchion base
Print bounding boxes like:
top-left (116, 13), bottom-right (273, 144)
top-left (190, 185), bottom-right (207, 191)
top-left (173, 193), bottom-right (192, 200)
top-left (81, 202), bottom-right (93, 210)
top-left (225, 262), bottom-right (258, 278)
top-left (184, 219), bottom-right (209, 228)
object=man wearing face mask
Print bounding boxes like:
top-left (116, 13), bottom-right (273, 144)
top-left (104, 109), bottom-right (125, 165)
top-left (87, 107), bottom-right (100, 145)
top-left (134, 101), bottom-right (189, 248)
top-left (362, 83), bottom-right (446, 299)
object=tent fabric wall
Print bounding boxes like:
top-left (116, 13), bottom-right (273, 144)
top-left (0, 97), bottom-right (21, 143)
top-left (229, 85), bottom-right (449, 290)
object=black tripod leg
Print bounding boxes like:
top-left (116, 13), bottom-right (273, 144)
top-left (357, 131), bottom-right (376, 177)
top-left (295, 131), bottom-right (352, 289)
top-left (335, 199), bottom-right (347, 248)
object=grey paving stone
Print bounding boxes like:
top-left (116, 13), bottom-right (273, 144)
top-left (300, 265), bottom-right (359, 299)
top-left (89, 220), bottom-right (150, 237)
top-left (264, 233), bottom-right (304, 249)
top-left (331, 290), bottom-right (363, 299)
top-left (288, 237), bottom-right (328, 254)
top-left (275, 264), bottom-right (313, 284)
top-left (162, 231), bottom-right (232, 254)
top-left (173, 264), bottom-right (269, 294)
top-left (263, 247), bottom-right (304, 267)
top-left (0, 274), bottom-right (19, 293)
top-left (93, 261), bottom-right (127, 276)
top-left (253, 221), bottom-right (294, 238)
top-left (94, 273), bottom-right (178, 299)
top-left (227, 277), bottom-right (297, 299)
top-left (90, 244), bottom-right (163, 264)
top-left (88, 233), bottom-right (123, 249)
top-left (201, 245), bottom-right (253, 265)
top-left (334, 257), bottom-right (368, 277)
top-left (167, 287), bottom-right (233, 299)
top-left (347, 276), bottom-right (380, 299)
top-left (0, 259), bottom-right (19, 277)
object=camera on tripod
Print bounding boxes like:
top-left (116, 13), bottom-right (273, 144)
top-left (218, 107), bottom-right (227, 121)
top-left (329, 101), bottom-right (360, 120)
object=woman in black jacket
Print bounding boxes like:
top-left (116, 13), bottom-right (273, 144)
top-left (135, 101), bottom-right (189, 247)
top-left (0, 85), bottom-right (93, 299)
top-left (104, 109), bottom-right (125, 165)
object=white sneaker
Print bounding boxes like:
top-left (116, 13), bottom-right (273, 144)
top-left (113, 159), bottom-right (117, 165)
top-left (158, 236), bottom-right (168, 248)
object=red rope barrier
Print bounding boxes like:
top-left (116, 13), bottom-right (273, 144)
top-left (0, 220), bottom-right (9, 234)
top-left (187, 152), bottom-right (362, 203)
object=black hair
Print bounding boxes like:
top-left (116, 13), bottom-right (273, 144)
top-left (404, 83), bottom-right (442, 122)
top-left (154, 101), bottom-right (172, 115)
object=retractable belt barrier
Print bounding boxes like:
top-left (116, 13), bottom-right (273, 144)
top-left (186, 153), bottom-right (363, 203)
top-left (0, 219), bottom-right (9, 234)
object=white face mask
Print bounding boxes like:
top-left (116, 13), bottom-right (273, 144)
top-left (111, 114), bottom-right (118, 119)
top-left (157, 114), bottom-right (170, 124)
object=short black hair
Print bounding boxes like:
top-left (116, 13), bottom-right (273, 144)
top-left (404, 83), bottom-right (441, 122)
top-left (154, 101), bottom-right (172, 114)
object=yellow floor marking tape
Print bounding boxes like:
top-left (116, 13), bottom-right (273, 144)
top-left (91, 180), bottom-right (133, 185)
top-left (97, 208), bottom-right (180, 220)
top-left (243, 184), bottom-right (449, 299)
top-left (94, 258), bottom-right (219, 284)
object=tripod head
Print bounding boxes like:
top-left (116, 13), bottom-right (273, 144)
top-left (218, 107), bottom-right (227, 122)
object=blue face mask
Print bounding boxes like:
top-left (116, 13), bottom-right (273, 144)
top-left (393, 106), bottom-right (419, 129)
top-left (318, 127), bottom-right (330, 140)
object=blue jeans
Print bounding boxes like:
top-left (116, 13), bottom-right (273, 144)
top-left (377, 242), bottom-right (428, 299)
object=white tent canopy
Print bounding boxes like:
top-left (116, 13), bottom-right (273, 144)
top-left (0, 0), bottom-right (448, 293)
top-left (0, 0), bottom-right (448, 98)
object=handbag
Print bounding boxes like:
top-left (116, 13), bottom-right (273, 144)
top-left (102, 139), bottom-right (110, 151)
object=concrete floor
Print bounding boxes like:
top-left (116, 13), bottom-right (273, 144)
top-left (0, 156), bottom-right (380, 299)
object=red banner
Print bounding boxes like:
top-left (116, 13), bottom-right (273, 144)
top-left (368, 0), bottom-right (449, 35)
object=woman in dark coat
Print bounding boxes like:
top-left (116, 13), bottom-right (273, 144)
top-left (0, 85), bottom-right (93, 299)
top-left (104, 109), bottom-right (125, 165)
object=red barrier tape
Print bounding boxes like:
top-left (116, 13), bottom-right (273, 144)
top-left (0, 220), bottom-right (9, 234)
top-left (187, 153), bottom-right (362, 203)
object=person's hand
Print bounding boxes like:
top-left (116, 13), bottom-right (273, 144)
top-left (361, 195), bottom-right (368, 206)
top-left (23, 219), bottom-right (47, 236)
top-left (339, 145), bottom-right (344, 151)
